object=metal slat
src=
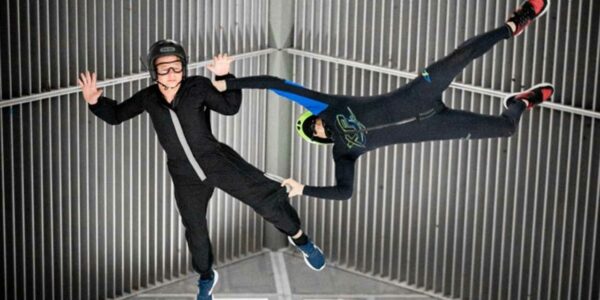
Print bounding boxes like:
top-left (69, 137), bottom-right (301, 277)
top-left (53, 1), bottom-right (64, 298)
top-left (582, 8), bottom-right (600, 300)
top-left (518, 0), bottom-right (542, 296)
top-left (572, 2), bottom-right (593, 297)
top-left (565, 1), bottom-right (586, 297)
top-left (1, 109), bottom-right (6, 299)
top-left (547, 1), bottom-right (568, 299)
top-left (0, 25), bottom-right (5, 300)
top-left (557, 1), bottom-right (577, 298)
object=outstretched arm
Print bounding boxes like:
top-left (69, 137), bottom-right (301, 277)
top-left (203, 54), bottom-right (242, 115)
top-left (213, 75), bottom-right (331, 115)
top-left (283, 156), bottom-right (356, 201)
top-left (79, 71), bottom-right (144, 125)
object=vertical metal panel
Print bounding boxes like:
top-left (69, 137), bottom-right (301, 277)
top-left (1, 0), bottom-right (271, 299)
top-left (291, 0), bottom-right (600, 299)
top-left (2, 0), bottom-right (600, 299)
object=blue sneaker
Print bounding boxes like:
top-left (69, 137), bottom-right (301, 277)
top-left (196, 270), bottom-right (219, 300)
top-left (288, 236), bottom-right (326, 271)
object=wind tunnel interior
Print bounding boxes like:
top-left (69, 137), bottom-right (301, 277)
top-left (1, 0), bottom-right (599, 299)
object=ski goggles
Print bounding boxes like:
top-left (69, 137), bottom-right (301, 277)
top-left (155, 61), bottom-right (184, 75)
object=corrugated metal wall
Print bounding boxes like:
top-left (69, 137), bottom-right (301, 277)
top-left (290, 0), bottom-right (599, 300)
top-left (2, 0), bottom-right (600, 300)
top-left (0, 0), bottom-right (270, 299)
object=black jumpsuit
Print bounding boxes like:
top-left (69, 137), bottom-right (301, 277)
top-left (89, 74), bottom-right (302, 275)
top-left (226, 25), bottom-right (526, 200)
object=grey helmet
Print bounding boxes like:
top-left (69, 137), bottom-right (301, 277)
top-left (146, 39), bottom-right (187, 80)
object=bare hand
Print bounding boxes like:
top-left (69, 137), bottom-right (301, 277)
top-left (281, 178), bottom-right (305, 198)
top-left (211, 80), bottom-right (227, 92)
top-left (206, 53), bottom-right (234, 76)
top-left (78, 71), bottom-right (103, 105)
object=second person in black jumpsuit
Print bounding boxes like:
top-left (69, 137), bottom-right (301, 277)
top-left (215, 0), bottom-right (554, 201)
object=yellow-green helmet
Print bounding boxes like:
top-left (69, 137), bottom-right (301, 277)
top-left (295, 111), bottom-right (333, 145)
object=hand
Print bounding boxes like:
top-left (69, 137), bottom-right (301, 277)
top-left (206, 53), bottom-right (234, 76)
top-left (211, 80), bottom-right (227, 92)
top-left (281, 178), bottom-right (305, 198)
top-left (78, 71), bottom-right (103, 105)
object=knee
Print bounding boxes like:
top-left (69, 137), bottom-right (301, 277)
top-left (451, 46), bottom-right (473, 63)
top-left (180, 215), bottom-right (209, 232)
top-left (253, 191), bottom-right (301, 233)
top-left (253, 200), bottom-right (281, 221)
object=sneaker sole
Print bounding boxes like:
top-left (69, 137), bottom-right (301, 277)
top-left (503, 82), bottom-right (554, 109)
top-left (536, 1), bottom-right (550, 19)
top-left (209, 270), bottom-right (219, 296)
top-left (287, 236), bottom-right (326, 271)
top-left (522, 0), bottom-right (551, 18)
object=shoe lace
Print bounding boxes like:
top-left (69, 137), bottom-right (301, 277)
top-left (516, 91), bottom-right (539, 108)
top-left (511, 3), bottom-right (536, 26)
top-left (301, 243), bottom-right (315, 255)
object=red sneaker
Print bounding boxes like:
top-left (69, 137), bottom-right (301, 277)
top-left (507, 0), bottom-right (550, 36)
top-left (504, 83), bottom-right (555, 110)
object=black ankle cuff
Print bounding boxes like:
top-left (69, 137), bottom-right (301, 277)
top-left (200, 270), bottom-right (214, 280)
top-left (292, 233), bottom-right (309, 246)
top-left (503, 23), bottom-right (514, 38)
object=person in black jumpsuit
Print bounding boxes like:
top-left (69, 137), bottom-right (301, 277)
top-left (79, 40), bottom-right (325, 300)
top-left (215, 0), bottom-right (554, 200)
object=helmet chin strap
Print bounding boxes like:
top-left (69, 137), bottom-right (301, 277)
top-left (157, 80), bottom-right (182, 90)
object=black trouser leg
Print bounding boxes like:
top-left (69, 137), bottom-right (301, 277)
top-left (372, 101), bottom-right (527, 145)
top-left (426, 102), bottom-right (527, 140)
top-left (203, 144), bottom-right (303, 237)
top-left (423, 26), bottom-right (512, 94)
top-left (398, 25), bottom-right (512, 110)
top-left (173, 183), bottom-right (215, 275)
